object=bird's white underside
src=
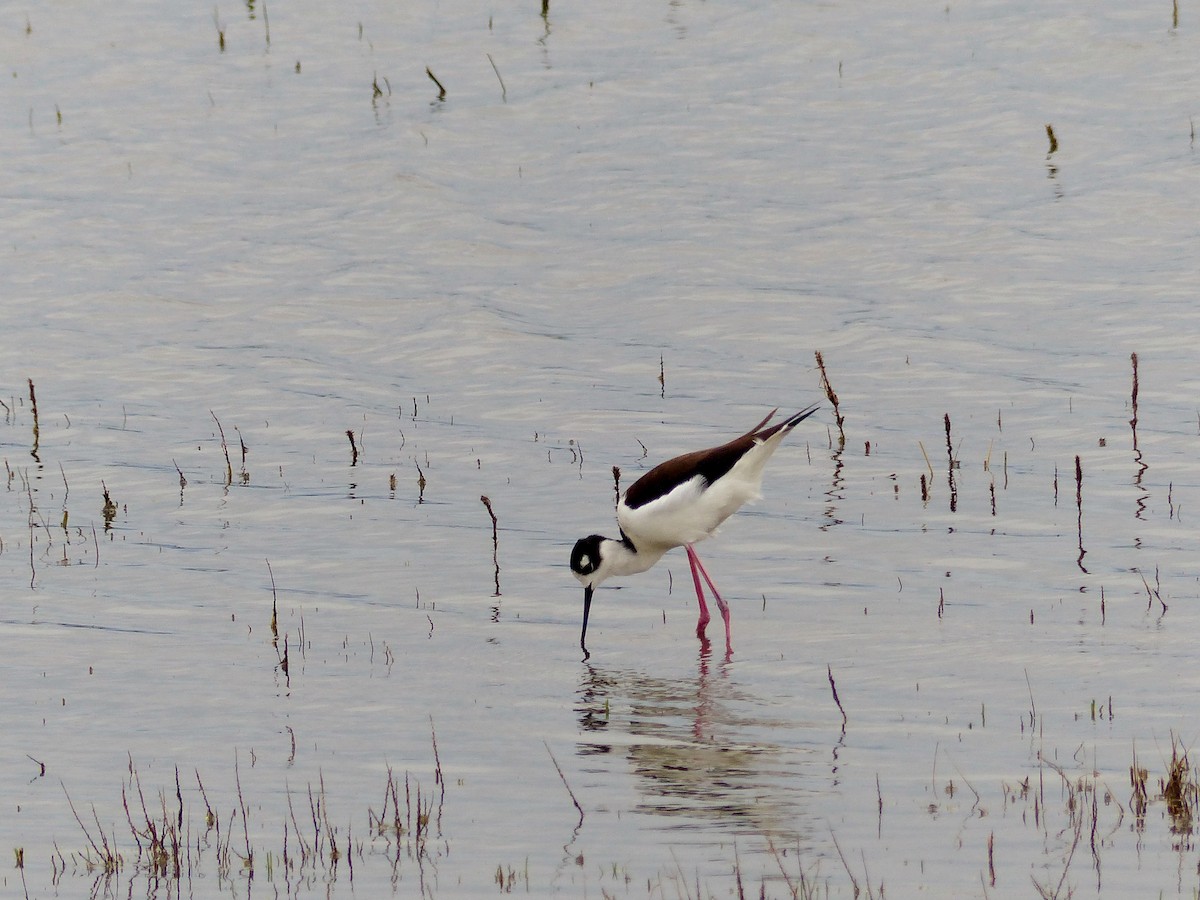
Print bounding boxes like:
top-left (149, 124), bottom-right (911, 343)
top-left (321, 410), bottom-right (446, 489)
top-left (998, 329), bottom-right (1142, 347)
top-left (578, 419), bottom-right (803, 589)
top-left (618, 434), bottom-right (774, 550)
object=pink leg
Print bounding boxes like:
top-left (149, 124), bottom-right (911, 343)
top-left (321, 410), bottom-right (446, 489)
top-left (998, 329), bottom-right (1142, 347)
top-left (686, 545), bottom-right (732, 655)
top-left (686, 544), bottom-right (711, 639)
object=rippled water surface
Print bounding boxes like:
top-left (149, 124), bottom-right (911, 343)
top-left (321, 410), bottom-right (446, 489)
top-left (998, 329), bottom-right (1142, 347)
top-left (4, 0), bottom-right (1200, 897)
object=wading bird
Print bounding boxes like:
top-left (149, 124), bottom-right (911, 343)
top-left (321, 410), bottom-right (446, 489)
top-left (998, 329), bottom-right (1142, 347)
top-left (571, 405), bottom-right (818, 656)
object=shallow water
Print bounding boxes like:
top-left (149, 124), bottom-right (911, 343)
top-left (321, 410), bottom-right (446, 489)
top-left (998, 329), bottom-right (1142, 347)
top-left (3, 0), bottom-right (1200, 897)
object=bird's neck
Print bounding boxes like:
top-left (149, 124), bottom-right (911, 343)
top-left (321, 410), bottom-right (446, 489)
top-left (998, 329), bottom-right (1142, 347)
top-left (601, 535), bottom-right (667, 579)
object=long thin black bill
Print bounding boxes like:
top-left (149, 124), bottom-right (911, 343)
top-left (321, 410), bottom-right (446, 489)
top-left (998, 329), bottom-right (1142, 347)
top-left (580, 585), bottom-right (593, 653)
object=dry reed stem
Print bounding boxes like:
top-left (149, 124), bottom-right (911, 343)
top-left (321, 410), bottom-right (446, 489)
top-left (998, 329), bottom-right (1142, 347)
top-left (487, 53), bottom-right (506, 101)
top-left (481, 495), bottom-right (500, 596)
top-left (210, 411), bottom-right (233, 486)
top-left (814, 351), bottom-right (845, 445)
top-left (827, 664), bottom-right (848, 729)
top-left (425, 66), bottom-right (446, 99)
top-left (544, 741), bottom-right (585, 830)
top-left (1075, 455), bottom-right (1086, 572)
top-left (28, 377), bottom-right (40, 461)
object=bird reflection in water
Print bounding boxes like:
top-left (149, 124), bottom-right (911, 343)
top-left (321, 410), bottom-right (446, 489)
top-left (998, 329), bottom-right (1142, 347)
top-left (576, 646), bottom-right (822, 839)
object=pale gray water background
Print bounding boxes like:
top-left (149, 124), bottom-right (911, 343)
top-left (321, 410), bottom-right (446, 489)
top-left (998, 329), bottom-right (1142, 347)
top-left (3, 0), bottom-right (1200, 896)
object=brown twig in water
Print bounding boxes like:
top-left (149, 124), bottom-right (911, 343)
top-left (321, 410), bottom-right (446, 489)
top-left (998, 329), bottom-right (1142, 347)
top-left (1024, 668), bottom-right (1037, 725)
top-left (62, 781), bottom-right (119, 872)
top-left (235, 426), bottom-right (249, 482)
top-left (267, 559), bottom-right (279, 641)
top-left (57, 465), bottom-right (69, 520)
top-left (766, 839), bottom-right (804, 897)
top-left (945, 414), bottom-right (958, 512)
top-left (918, 440), bottom-right (934, 484)
top-left (415, 461), bottom-right (427, 503)
top-left (1075, 455), bottom-right (1087, 572)
top-left (210, 411), bottom-right (233, 486)
top-left (481, 495), bottom-right (500, 596)
top-left (1130, 353), bottom-right (1148, 496)
top-left (486, 53), bottom-right (506, 101)
top-left (988, 831), bottom-right (996, 887)
top-left (28, 378), bottom-right (40, 461)
top-left (829, 828), bottom-right (860, 897)
top-left (827, 664), bottom-right (848, 729)
top-left (612, 465), bottom-right (621, 508)
top-left (430, 718), bottom-right (446, 833)
top-left (234, 753), bottom-right (253, 873)
top-left (1140, 568), bottom-right (1168, 614)
top-left (346, 430), bottom-right (359, 466)
top-left (425, 66), bottom-right (446, 99)
top-left (1130, 352), bottom-right (1140, 435)
top-left (814, 351), bottom-right (845, 445)
top-left (876, 774), bottom-right (884, 838)
top-left (544, 741), bottom-right (584, 829)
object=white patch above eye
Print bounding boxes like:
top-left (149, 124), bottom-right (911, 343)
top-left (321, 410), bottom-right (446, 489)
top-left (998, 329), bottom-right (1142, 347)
top-left (580, 555), bottom-right (591, 569)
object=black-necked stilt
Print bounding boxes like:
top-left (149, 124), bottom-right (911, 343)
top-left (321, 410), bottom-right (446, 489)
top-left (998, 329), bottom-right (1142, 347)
top-left (571, 404), bottom-right (818, 656)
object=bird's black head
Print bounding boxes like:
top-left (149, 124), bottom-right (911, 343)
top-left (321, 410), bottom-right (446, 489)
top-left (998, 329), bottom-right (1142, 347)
top-left (570, 534), bottom-right (605, 580)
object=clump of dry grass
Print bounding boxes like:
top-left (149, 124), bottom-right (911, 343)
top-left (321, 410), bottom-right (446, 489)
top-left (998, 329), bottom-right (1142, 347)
top-left (53, 729), bottom-right (448, 896)
top-left (1160, 736), bottom-right (1198, 838)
